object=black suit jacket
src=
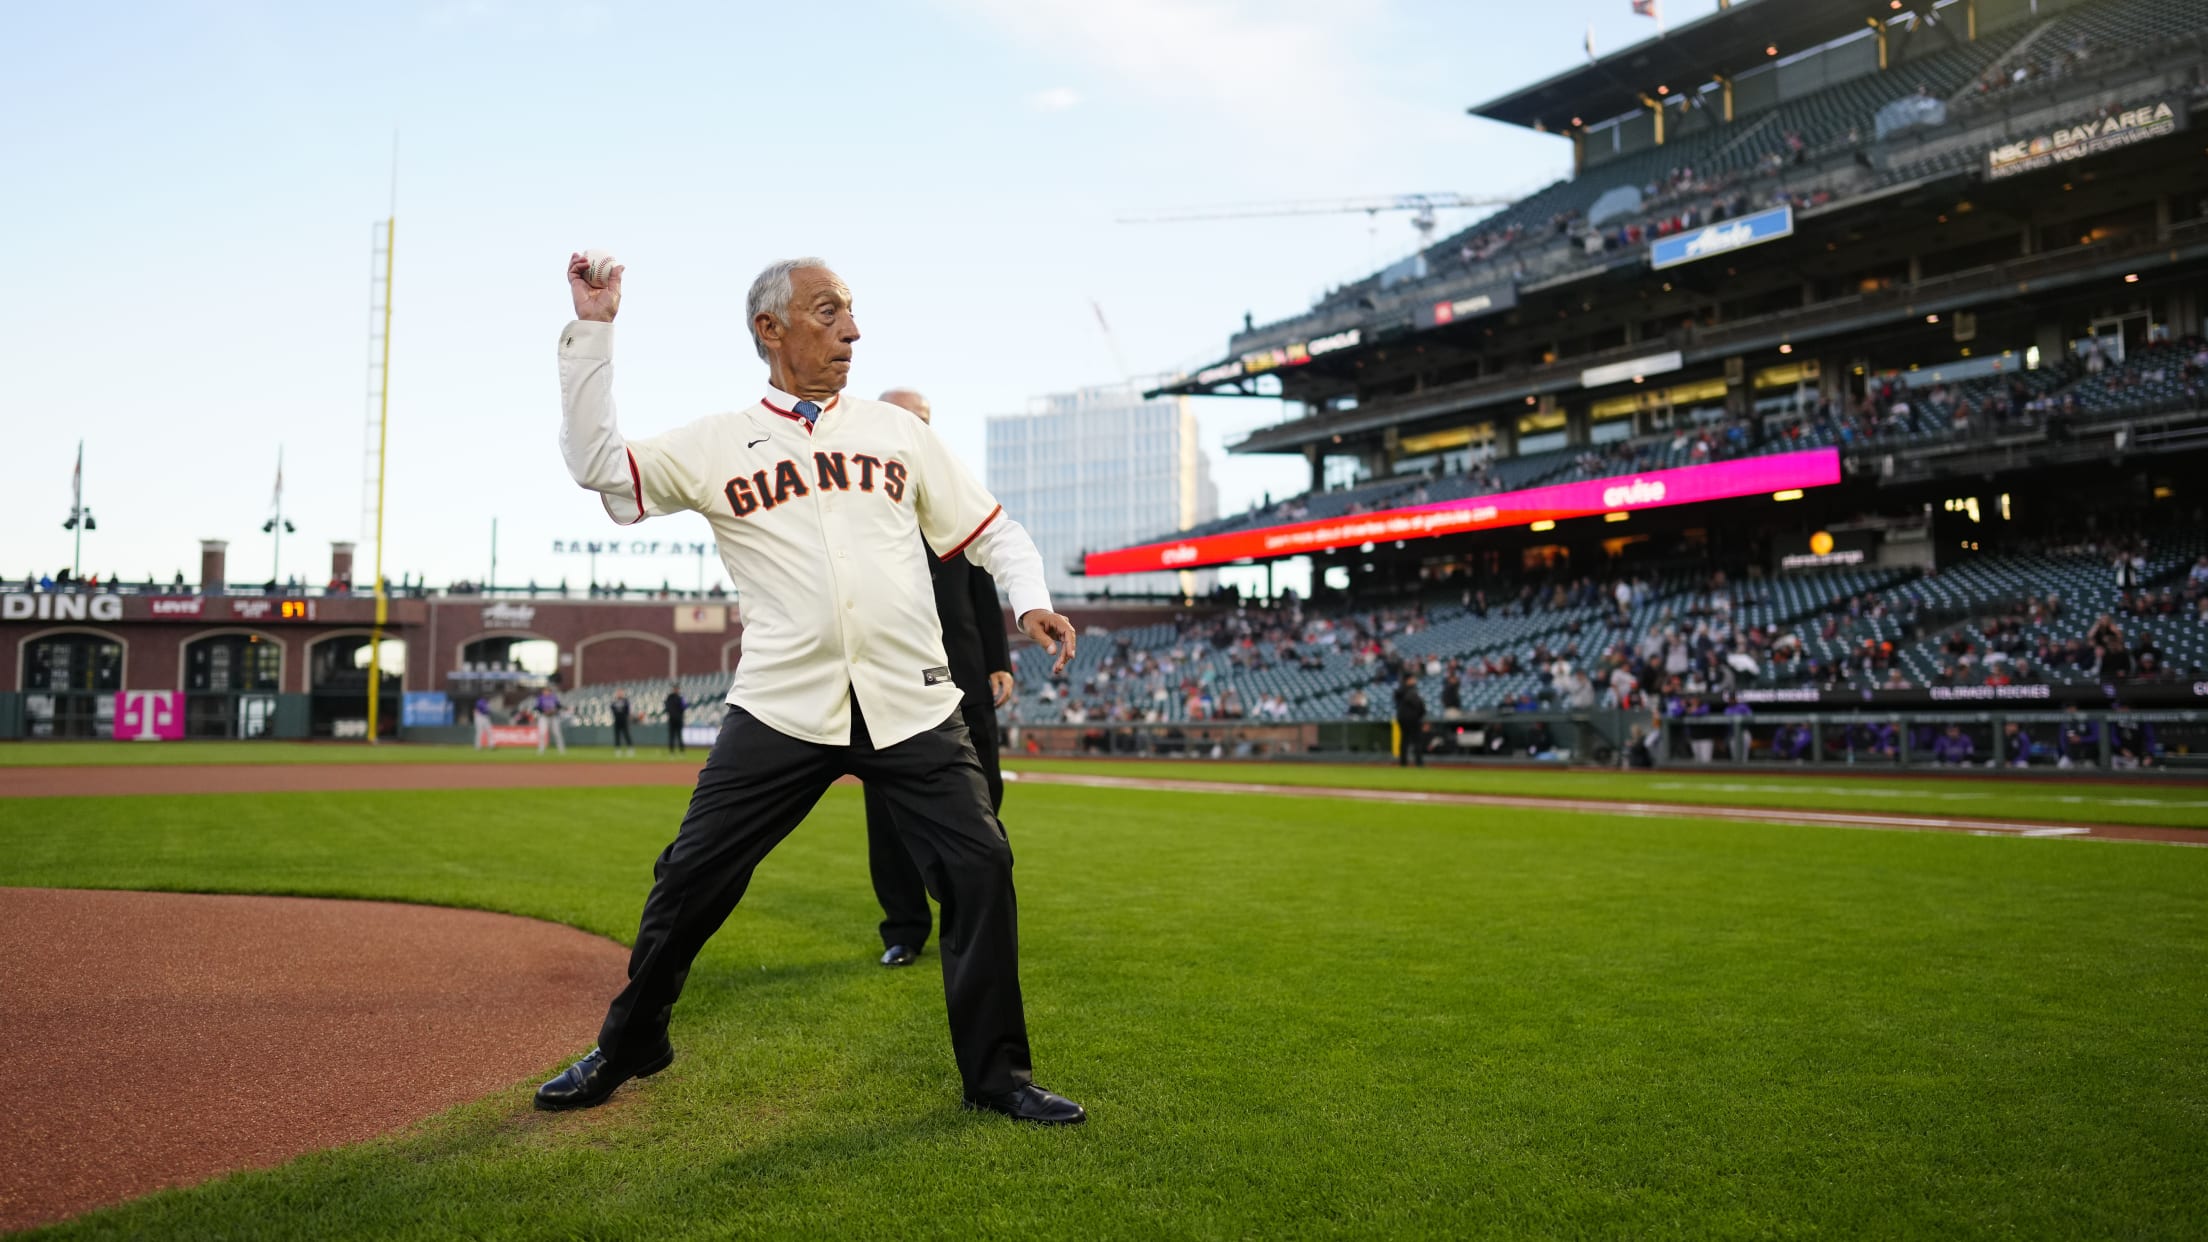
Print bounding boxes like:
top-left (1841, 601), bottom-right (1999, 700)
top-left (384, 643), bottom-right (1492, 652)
top-left (931, 546), bottom-right (1012, 707)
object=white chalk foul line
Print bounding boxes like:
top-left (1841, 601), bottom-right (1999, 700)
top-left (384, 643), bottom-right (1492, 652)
top-left (1009, 771), bottom-right (2185, 844)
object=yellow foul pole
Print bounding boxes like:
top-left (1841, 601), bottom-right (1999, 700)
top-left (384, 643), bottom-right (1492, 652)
top-left (366, 215), bottom-right (395, 743)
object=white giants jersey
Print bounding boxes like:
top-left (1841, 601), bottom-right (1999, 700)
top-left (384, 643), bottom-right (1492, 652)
top-left (557, 319), bottom-right (1051, 748)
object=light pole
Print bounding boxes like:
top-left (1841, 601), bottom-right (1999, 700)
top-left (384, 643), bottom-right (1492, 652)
top-left (261, 445), bottom-right (295, 587)
top-left (62, 440), bottom-right (95, 580)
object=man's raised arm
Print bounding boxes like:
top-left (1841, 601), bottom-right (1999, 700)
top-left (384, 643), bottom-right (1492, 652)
top-left (556, 252), bottom-right (696, 526)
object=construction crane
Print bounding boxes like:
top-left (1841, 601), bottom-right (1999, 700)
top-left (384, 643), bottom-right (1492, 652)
top-left (1117, 193), bottom-right (1516, 243)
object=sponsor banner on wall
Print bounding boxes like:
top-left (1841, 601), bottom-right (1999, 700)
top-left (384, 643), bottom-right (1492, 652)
top-left (1084, 448), bottom-right (1841, 576)
top-left (1424, 283), bottom-right (1518, 329)
top-left (683, 724), bottom-right (720, 747)
top-left (1987, 99), bottom-right (2184, 180)
top-left (1775, 528), bottom-right (1877, 571)
top-left (114, 690), bottom-right (184, 741)
top-left (1648, 205), bottom-right (1793, 271)
top-left (1, 592), bottom-right (124, 622)
top-left (674, 605), bottom-right (727, 633)
top-left (482, 724), bottom-right (543, 748)
top-left (1581, 350), bottom-right (1684, 389)
top-left (1735, 682), bottom-right (2208, 709)
top-left (401, 692), bottom-right (453, 727)
top-left (149, 596), bottom-right (204, 617)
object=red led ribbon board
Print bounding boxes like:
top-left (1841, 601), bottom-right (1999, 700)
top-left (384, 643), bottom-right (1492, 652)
top-left (1084, 447), bottom-right (1841, 576)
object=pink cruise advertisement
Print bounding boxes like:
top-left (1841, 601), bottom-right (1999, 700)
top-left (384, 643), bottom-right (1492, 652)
top-left (1084, 447), bottom-right (1842, 576)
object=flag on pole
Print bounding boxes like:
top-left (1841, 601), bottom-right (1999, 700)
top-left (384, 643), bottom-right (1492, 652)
top-left (1585, 22), bottom-right (1596, 60)
top-left (269, 447), bottom-right (284, 520)
top-left (1631, 0), bottom-right (1659, 16)
top-left (71, 441), bottom-right (82, 512)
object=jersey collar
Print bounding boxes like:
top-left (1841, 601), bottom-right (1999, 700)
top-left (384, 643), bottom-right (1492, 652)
top-left (760, 384), bottom-right (841, 433)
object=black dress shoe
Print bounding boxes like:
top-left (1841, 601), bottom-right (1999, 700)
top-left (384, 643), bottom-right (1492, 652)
top-left (533, 1041), bottom-right (674, 1111)
top-left (879, 944), bottom-right (920, 967)
top-left (964, 1084), bottom-right (1086, 1125)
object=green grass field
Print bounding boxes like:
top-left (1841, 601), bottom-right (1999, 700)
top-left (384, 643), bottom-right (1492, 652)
top-left (6, 776), bottom-right (2207, 1238)
top-left (1006, 758), bottom-right (2208, 830)
top-left (8, 741), bottom-right (2206, 829)
top-left (0, 741), bottom-right (703, 767)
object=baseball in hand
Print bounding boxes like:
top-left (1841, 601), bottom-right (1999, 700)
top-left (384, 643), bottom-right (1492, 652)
top-left (582, 250), bottom-right (618, 289)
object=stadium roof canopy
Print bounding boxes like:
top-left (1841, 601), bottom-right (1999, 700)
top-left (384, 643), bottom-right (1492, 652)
top-left (1471, 0), bottom-right (1949, 134)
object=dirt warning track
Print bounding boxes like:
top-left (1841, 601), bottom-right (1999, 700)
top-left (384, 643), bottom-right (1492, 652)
top-left (0, 888), bottom-right (629, 1233)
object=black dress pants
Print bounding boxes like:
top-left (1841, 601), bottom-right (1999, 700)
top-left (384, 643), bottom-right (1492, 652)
top-left (597, 700), bottom-right (1032, 1097)
top-left (864, 696), bottom-right (1003, 952)
top-left (1399, 721), bottom-right (1425, 766)
top-left (612, 719), bottom-right (633, 749)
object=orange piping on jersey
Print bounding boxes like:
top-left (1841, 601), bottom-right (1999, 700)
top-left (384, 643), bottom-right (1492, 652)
top-left (939, 505), bottom-right (1002, 562)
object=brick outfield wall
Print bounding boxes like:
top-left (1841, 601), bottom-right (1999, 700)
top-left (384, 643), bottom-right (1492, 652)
top-left (2, 595), bottom-right (1223, 696)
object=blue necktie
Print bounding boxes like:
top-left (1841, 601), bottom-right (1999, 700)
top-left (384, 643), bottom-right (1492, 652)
top-left (794, 400), bottom-right (821, 425)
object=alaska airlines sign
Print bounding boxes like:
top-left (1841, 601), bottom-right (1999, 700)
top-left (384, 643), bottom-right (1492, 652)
top-left (1649, 205), bottom-right (1793, 272)
top-left (1084, 448), bottom-right (1841, 576)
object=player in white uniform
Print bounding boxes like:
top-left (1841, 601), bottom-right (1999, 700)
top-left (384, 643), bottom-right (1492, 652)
top-left (534, 253), bottom-right (1086, 1125)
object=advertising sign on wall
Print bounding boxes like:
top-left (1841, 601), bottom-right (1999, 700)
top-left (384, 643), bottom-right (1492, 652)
top-left (1987, 99), bottom-right (2183, 180)
top-left (1648, 205), bottom-right (1794, 271)
top-left (114, 691), bottom-right (184, 742)
top-left (401, 692), bottom-right (453, 727)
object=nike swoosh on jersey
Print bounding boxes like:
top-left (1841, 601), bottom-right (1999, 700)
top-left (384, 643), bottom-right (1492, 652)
top-left (747, 436), bottom-right (770, 448)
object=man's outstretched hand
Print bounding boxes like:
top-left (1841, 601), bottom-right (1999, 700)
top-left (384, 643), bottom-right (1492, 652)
top-left (1019, 610), bottom-right (1079, 676)
top-left (568, 252), bottom-right (624, 322)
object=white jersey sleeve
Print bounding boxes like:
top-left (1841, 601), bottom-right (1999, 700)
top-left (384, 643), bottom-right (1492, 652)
top-left (907, 419), bottom-right (1052, 621)
top-left (558, 320), bottom-right (711, 523)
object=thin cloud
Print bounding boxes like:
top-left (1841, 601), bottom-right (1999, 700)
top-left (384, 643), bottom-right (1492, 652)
top-left (946, 0), bottom-right (1406, 148)
top-left (1028, 86), bottom-right (1082, 112)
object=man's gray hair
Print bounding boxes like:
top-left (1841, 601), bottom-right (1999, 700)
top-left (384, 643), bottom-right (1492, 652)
top-left (746, 256), bottom-right (832, 361)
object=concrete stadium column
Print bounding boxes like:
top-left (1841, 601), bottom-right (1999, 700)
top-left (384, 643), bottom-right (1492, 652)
top-left (2035, 322), bottom-right (2065, 365)
top-left (329, 542), bottom-right (355, 592)
top-left (199, 540), bottom-right (227, 595)
top-left (1305, 443), bottom-right (1323, 493)
top-left (1567, 404), bottom-right (1591, 448)
top-left (2156, 194), bottom-right (2172, 242)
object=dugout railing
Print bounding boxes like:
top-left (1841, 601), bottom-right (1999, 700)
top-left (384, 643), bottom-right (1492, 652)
top-left (1658, 709), bottom-right (2207, 772)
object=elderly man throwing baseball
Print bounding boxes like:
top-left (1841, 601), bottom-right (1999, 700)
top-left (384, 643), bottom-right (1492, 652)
top-left (539, 252), bottom-right (1085, 1125)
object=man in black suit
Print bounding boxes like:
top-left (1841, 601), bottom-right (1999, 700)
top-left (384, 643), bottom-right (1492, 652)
top-left (867, 387), bottom-right (1016, 968)
top-left (1394, 672), bottom-right (1427, 767)
top-left (663, 683), bottom-right (687, 753)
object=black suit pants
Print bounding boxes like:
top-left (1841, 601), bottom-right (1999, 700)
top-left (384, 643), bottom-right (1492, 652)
top-left (597, 699), bottom-right (1031, 1097)
top-left (865, 697), bottom-right (1002, 952)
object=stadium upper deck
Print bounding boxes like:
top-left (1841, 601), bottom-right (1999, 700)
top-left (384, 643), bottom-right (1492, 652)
top-left (1109, 0), bottom-right (2208, 580)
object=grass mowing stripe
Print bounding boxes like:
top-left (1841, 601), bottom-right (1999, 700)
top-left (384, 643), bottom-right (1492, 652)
top-left (4, 783), bottom-right (2204, 1238)
top-left (1006, 757), bottom-right (2208, 830)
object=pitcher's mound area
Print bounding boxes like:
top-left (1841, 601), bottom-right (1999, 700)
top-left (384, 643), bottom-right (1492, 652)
top-left (0, 888), bottom-right (630, 1232)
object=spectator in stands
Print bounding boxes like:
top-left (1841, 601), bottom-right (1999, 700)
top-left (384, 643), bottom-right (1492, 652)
top-left (610, 688), bottom-right (635, 757)
top-left (1393, 674), bottom-right (1427, 768)
top-left (664, 683), bottom-right (687, 753)
top-left (1931, 724), bottom-right (1976, 766)
top-left (1346, 688), bottom-right (1371, 718)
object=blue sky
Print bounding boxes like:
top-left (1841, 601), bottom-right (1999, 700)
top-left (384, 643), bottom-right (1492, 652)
top-left (4, 0), bottom-right (1724, 594)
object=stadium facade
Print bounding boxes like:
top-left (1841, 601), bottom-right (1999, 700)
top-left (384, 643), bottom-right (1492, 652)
top-left (1083, 0), bottom-right (2208, 601)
